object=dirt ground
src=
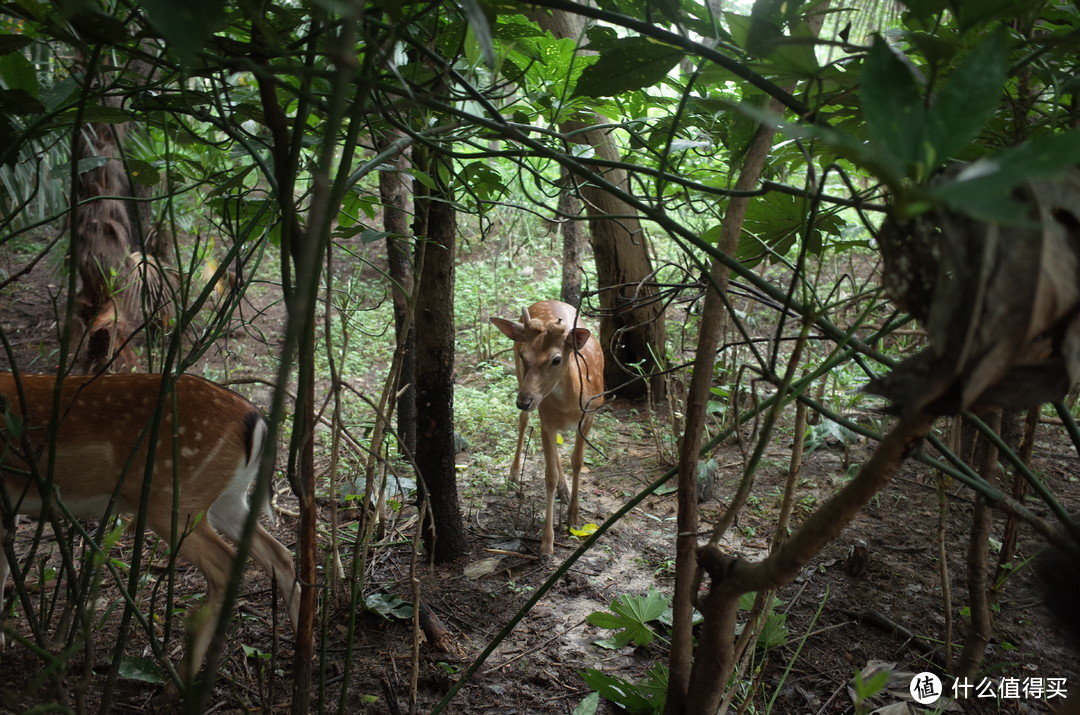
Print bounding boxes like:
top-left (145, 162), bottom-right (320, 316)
top-left (0, 240), bottom-right (1078, 714)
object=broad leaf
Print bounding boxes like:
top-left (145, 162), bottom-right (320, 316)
top-left (135, 0), bottom-right (227, 67)
top-left (930, 132), bottom-right (1080, 222)
top-left (0, 34), bottom-right (32, 56)
top-left (126, 159), bottom-right (159, 187)
top-left (365, 592), bottom-right (413, 620)
top-left (926, 28), bottom-right (1007, 164)
top-left (119, 656), bottom-right (167, 684)
top-left (579, 669), bottom-right (654, 714)
top-left (0, 52), bottom-right (37, 96)
top-left (573, 36), bottom-right (684, 98)
top-left (860, 36), bottom-right (925, 181)
top-left (0, 88), bottom-right (43, 115)
top-left (586, 589), bottom-right (669, 648)
top-left (459, 0), bottom-right (495, 68)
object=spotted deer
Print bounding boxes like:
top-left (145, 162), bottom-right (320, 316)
top-left (0, 372), bottom-right (300, 686)
top-left (490, 300), bottom-right (605, 556)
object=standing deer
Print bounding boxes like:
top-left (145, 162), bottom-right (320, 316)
top-left (490, 301), bottom-right (605, 556)
top-left (0, 372), bottom-right (300, 687)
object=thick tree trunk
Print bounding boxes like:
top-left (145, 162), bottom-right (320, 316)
top-left (532, 10), bottom-right (667, 400)
top-left (412, 151), bottom-right (467, 563)
top-left (72, 55), bottom-right (162, 374)
top-left (73, 119), bottom-right (139, 372)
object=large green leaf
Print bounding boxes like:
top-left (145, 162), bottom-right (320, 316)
top-left (0, 34), bottom-right (32, 56)
top-left (929, 131), bottom-right (1080, 222)
top-left (134, 0), bottom-right (227, 66)
top-left (737, 192), bottom-right (844, 266)
top-left (900, 0), bottom-right (950, 21)
top-left (119, 656), bottom-right (167, 685)
top-left (125, 158), bottom-right (160, 187)
top-left (926, 29), bottom-right (1007, 165)
top-left (586, 589), bottom-right (669, 648)
top-left (0, 88), bottom-right (43, 115)
top-left (573, 36), bottom-right (684, 98)
top-left (0, 52), bottom-right (38, 96)
top-left (458, 0), bottom-right (495, 68)
top-left (579, 670), bottom-right (653, 713)
top-left (726, 12), bottom-right (819, 77)
top-left (859, 36), bottom-right (925, 182)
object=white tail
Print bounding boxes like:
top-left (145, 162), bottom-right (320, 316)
top-left (0, 373), bottom-right (300, 685)
top-left (490, 300), bottom-right (605, 556)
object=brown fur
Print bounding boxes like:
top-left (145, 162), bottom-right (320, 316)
top-left (490, 300), bottom-right (605, 556)
top-left (0, 373), bottom-right (300, 686)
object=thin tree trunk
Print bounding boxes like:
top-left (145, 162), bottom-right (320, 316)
top-left (559, 176), bottom-right (583, 307)
top-left (666, 5), bottom-right (830, 708)
top-left (378, 138), bottom-right (417, 455)
top-left (666, 113), bottom-right (780, 715)
top-left (956, 408), bottom-right (1002, 678)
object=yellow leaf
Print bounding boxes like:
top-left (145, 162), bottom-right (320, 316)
top-left (569, 523), bottom-right (599, 539)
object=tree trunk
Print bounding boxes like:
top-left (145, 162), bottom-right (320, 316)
top-left (378, 137), bottom-right (417, 455)
top-left (412, 149), bottom-right (467, 563)
top-left (559, 175), bottom-right (583, 307)
top-left (666, 4), bottom-right (831, 709)
top-left (72, 55), bottom-right (161, 374)
top-left (532, 10), bottom-right (667, 400)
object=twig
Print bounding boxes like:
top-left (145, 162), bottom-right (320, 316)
top-left (493, 618), bottom-right (587, 671)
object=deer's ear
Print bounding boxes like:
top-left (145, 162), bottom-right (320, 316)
top-left (490, 317), bottom-right (525, 342)
top-left (569, 327), bottom-right (591, 351)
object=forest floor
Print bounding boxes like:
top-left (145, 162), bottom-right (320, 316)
top-left (0, 238), bottom-right (1078, 715)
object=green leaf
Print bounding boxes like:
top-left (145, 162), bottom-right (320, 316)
top-left (573, 36), bottom-right (684, 98)
top-left (459, 0), bottom-right (496, 68)
top-left (0, 88), bottom-right (43, 115)
top-left (55, 104), bottom-right (132, 124)
top-left (860, 36), bottom-right (926, 180)
top-left (364, 592), bottom-right (413, 620)
top-left (0, 34), bottom-right (33, 56)
top-left (134, 0), bottom-right (227, 66)
top-left (41, 77), bottom-right (78, 113)
top-left (572, 691), bottom-right (600, 715)
top-left (955, 0), bottom-right (1043, 31)
top-left (804, 420), bottom-right (861, 453)
top-left (926, 28), bottom-right (1007, 164)
top-left (586, 589), bottom-right (669, 648)
top-left (359, 228), bottom-right (393, 244)
top-left (579, 670), bottom-right (653, 714)
top-left (69, 11), bottom-right (129, 43)
top-left (460, 160), bottom-right (507, 201)
top-left (125, 159), bottom-right (159, 187)
top-left (906, 31), bottom-right (957, 66)
top-left (242, 644), bottom-right (271, 660)
top-left (118, 656), bottom-right (167, 684)
top-left (757, 612), bottom-right (789, 648)
top-left (929, 132), bottom-right (1080, 221)
top-left (53, 155), bottom-right (109, 176)
top-left (0, 114), bottom-right (13, 166)
top-left (0, 51), bottom-right (37, 96)
top-left (900, 0), bottom-right (949, 22)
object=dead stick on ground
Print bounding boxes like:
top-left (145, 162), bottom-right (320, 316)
top-left (494, 618), bottom-right (587, 671)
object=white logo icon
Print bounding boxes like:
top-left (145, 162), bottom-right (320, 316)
top-left (910, 672), bottom-right (942, 705)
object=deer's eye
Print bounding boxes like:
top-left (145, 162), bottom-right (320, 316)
top-left (551, 354), bottom-right (562, 366)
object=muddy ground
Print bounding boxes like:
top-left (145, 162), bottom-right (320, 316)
top-left (0, 240), bottom-right (1077, 714)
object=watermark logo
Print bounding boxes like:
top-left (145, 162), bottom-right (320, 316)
top-left (910, 672), bottom-right (943, 705)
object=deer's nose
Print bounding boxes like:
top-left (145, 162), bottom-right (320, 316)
top-left (516, 393), bottom-right (540, 411)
